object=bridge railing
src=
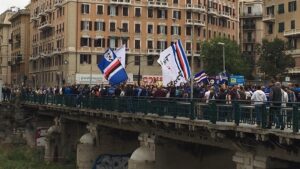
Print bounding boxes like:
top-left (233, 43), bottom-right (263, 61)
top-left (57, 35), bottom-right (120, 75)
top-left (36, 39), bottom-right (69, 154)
top-left (21, 94), bottom-right (300, 132)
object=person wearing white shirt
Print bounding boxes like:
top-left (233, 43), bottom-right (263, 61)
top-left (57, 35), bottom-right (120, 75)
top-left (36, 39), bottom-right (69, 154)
top-left (251, 85), bottom-right (267, 127)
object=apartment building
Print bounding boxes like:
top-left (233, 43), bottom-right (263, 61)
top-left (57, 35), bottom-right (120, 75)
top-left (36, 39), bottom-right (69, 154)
top-left (0, 8), bottom-right (18, 86)
top-left (29, 0), bottom-right (239, 87)
top-left (9, 9), bottom-right (31, 86)
top-left (240, 0), bottom-right (264, 77)
top-left (263, 0), bottom-right (300, 77)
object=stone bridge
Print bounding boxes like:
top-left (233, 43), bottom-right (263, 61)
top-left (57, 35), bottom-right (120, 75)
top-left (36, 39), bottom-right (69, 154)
top-left (15, 95), bottom-right (300, 169)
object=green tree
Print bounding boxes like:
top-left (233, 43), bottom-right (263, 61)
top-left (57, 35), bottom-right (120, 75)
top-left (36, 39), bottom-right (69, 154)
top-left (201, 37), bottom-right (251, 76)
top-left (257, 38), bottom-right (295, 79)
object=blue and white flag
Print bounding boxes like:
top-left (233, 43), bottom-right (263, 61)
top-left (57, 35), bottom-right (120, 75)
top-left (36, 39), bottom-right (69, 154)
top-left (98, 49), bottom-right (128, 85)
top-left (157, 39), bottom-right (191, 86)
top-left (194, 70), bottom-right (208, 84)
top-left (216, 72), bottom-right (229, 84)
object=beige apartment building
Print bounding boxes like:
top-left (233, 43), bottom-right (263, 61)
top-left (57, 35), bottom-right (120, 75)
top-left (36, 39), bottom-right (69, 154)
top-left (9, 9), bottom-right (31, 86)
top-left (29, 0), bottom-right (239, 87)
top-left (263, 0), bottom-right (300, 78)
top-left (0, 8), bottom-right (18, 86)
top-left (239, 0), bottom-right (264, 77)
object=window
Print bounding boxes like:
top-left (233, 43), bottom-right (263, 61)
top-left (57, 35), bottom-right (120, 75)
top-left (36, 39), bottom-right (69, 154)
top-left (278, 22), bottom-right (284, 32)
top-left (108, 6), bottom-right (118, 16)
top-left (94, 21), bottom-right (105, 31)
top-left (186, 42), bottom-right (191, 51)
top-left (134, 56), bottom-right (140, 65)
top-left (247, 32), bottom-right (252, 42)
top-left (157, 41), bottom-right (167, 50)
top-left (268, 23), bottom-right (273, 34)
top-left (288, 1), bottom-right (297, 12)
top-left (135, 40), bottom-right (140, 49)
top-left (173, 0), bottom-right (178, 4)
top-left (81, 4), bottom-right (89, 14)
top-left (157, 25), bottom-right (167, 35)
top-left (288, 38), bottom-right (297, 49)
top-left (157, 9), bottom-right (167, 19)
top-left (173, 11), bottom-right (181, 19)
top-left (80, 54), bottom-right (91, 64)
top-left (122, 23), bottom-right (128, 32)
top-left (110, 22), bottom-right (116, 32)
top-left (186, 27), bottom-right (192, 36)
top-left (97, 5), bottom-right (103, 15)
top-left (147, 55), bottom-right (154, 66)
top-left (108, 38), bottom-right (117, 48)
top-left (148, 8), bottom-right (153, 18)
top-left (135, 8), bottom-right (141, 17)
top-left (291, 20), bottom-right (295, 29)
top-left (148, 24), bottom-right (153, 34)
top-left (135, 24), bottom-right (141, 33)
top-left (147, 40), bottom-right (153, 49)
top-left (80, 37), bottom-right (91, 47)
top-left (186, 11), bottom-right (192, 19)
top-left (94, 38), bottom-right (105, 47)
top-left (247, 7), bottom-right (252, 14)
top-left (171, 26), bottom-right (181, 35)
top-left (267, 6), bottom-right (274, 15)
top-left (123, 6), bottom-right (128, 16)
top-left (278, 4), bottom-right (284, 14)
top-left (81, 21), bottom-right (92, 31)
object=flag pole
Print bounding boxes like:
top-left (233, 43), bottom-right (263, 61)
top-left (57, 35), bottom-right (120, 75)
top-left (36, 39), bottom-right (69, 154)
top-left (190, 20), bottom-right (194, 100)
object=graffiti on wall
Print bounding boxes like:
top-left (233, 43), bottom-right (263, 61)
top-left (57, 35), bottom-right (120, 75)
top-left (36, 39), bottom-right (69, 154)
top-left (92, 154), bottom-right (131, 169)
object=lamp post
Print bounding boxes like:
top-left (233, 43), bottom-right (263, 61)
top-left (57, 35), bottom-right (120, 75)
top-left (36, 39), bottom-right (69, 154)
top-left (218, 42), bottom-right (226, 73)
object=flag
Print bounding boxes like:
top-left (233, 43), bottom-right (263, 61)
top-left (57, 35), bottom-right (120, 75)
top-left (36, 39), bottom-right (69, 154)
top-left (98, 49), bottom-right (128, 85)
top-left (216, 72), bottom-right (229, 84)
top-left (194, 70), bottom-right (208, 84)
top-left (157, 40), bottom-right (191, 86)
top-left (114, 45), bottom-right (126, 68)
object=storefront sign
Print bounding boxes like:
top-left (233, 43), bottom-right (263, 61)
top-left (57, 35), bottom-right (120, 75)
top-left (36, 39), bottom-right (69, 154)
top-left (142, 75), bottom-right (163, 85)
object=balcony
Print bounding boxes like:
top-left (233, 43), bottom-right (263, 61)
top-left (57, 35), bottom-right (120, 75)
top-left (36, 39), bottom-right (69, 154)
top-left (52, 48), bottom-right (62, 55)
top-left (219, 11), bottom-right (230, 19)
top-left (38, 21), bottom-right (53, 30)
top-left (262, 14), bottom-right (275, 22)
top-left (186, 4), bottom-right (206, 13)
top-left (30, 15), bottom-right (39, 21)
top-left (240, 13), bottom-right (262, 18)
top-left (38, 10), bottom-right (46, 17)
top-left (45, 6), bottom-right (53, 13)
top-left (148, 1), bottom-right (168, 8)
top-left (110, 0), bottom-right (131, 5)
top-left (147, 49), bottom-right (162, 55)
top-left (185, 19), bottom-right (205, 27)
top-left (208, 8), bottom-right (218, 16)
top-left (54, 0), bottom-right (63, 8)
top-left (284, 29), bottom-right (300, 37)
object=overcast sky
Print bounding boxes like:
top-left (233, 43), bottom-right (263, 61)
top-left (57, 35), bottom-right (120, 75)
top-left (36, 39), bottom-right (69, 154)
top-left (0, 0), bottom-right (30, 14)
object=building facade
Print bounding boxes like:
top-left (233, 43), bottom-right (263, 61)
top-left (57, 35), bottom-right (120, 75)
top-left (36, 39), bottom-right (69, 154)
top-left (0, 8), bottom-right (18, 86)
top-left (29, 0), bottom-right (239, 87)
top-left (239, 0), bottom-right (264, 77)
top-left (263, 0), bottom-right (300, 77)
top-left (9, 9), bottom-right (31, 86)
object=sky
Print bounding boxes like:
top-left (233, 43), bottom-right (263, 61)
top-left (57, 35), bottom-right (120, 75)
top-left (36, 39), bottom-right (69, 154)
top-left (0, 0), bottom-right (30, 14)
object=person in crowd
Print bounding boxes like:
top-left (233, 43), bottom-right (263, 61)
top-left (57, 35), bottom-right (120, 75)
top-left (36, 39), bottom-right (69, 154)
top-left (269, 82), bottom-right (283, 129)
top-left (251, 85), bottom-right (267, 127)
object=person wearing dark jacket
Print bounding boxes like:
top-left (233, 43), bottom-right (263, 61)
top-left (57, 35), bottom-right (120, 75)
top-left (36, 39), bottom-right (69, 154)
top-left (269, 82), bottom-right (283, 129)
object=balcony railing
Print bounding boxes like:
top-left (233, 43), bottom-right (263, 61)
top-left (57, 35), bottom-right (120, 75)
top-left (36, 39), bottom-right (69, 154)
top-left (54, 0), bottom-right (63, 8)
top-left (262, 14), bottom-right (275, 22)
top-left (45, 6), bottom-right (53, 13)
top-left (284, 29), bottom-right (300, 37)
top-left (148, 1), bottom-right (168, 8)
top-left (219, 11), bottom-right (230, 19)
top-left (110, 0), bottom-right (131, 5)
top-left (185, 19), bottom-right (205, 27)
top-left (38, 21), bottom-right (53, 30)
top-left (186, 4), bottom-right (206, 13)
top-left (208, 8), bottom-right (219, 15)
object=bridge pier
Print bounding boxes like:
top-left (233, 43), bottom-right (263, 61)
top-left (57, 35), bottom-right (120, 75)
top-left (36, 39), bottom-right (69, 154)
top-left (128, 133), bottom-right (156, 169)
top-left (233, 152), bottom-right (269, 169)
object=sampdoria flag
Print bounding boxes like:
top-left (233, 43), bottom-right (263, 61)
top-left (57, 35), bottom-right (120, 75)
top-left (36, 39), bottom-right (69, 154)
top-left (114, 45), bottom-right (126, 68)
top-left (194, 70), bottom-right (208, 84)
top-left (158, 40), bottom-right (191, 86)
top-left (98, 49), bottom-right (128, 85)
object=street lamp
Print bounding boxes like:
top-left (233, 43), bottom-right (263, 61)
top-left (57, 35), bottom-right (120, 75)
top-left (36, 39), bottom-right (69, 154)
top-left (218, 42), bottom-right (226, 73)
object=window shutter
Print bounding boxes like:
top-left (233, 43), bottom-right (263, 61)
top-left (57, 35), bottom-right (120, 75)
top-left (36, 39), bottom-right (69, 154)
top-left (179, 27), bottom-right (181, 35)
top-left (94, 22), bottom-right (97, 31)
top-left (116, 40), bottom-right (119, 47)
top-left (87, 5), bottom-right (89, 14)
top-left (81, 4), bottom-right (84, 13)
top-left (157, 25), bottom-right (160, 34)
top-left (165, 10), bottom-right (168, 18)
top-left (116, 6), bottom-right (119, 16)
top-left (157, 41), bottom-right (160, 49)
top-left (164, 41), bottom-right (167, 49)
top-left (107, 39), bottom-right (110, 48)
top-left (178, 11), bottom-right (181, 19)
top-left (102, 39), bottom-right (106, 47)
top-left (165, 26), bottom-right (168, 34)
top-left (81, 21), bottom-right (84, 30)
top-left (89, 21), bottom-right (92, 30)
top-left (103, 22), bottom-right (106, 31)
top-left (80, 55), bottom-right (83, 63)
top-left (108, 6), bottom-right (110, 15)
top-left (89, 38), bottom-right (92, 47)
top-left (171, 26), bottom-right (174, 35)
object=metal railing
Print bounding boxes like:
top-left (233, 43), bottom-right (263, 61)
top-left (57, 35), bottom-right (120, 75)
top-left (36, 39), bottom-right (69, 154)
top-left (21, 94), bottom-right (300, 132)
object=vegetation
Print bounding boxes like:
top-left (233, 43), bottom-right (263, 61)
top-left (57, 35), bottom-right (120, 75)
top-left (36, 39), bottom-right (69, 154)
top-left (0, 145), bottom-right (75, 169)
top-left (257, 38), bottom-right (295, 79)
top-left (201, 37), bottom-right (251, 77)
